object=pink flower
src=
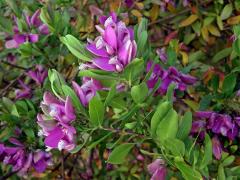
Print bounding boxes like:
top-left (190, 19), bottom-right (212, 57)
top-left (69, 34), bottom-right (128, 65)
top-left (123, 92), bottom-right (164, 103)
top-left (37, 92), bottom-right (76, 151)
top-left (86, 12), bottom-right (137, 72)
top-left (148, 159), bottom-right (167, 180)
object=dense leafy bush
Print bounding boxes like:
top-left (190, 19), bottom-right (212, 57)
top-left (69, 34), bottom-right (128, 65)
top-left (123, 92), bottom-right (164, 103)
top-left (1, 0), bottom-right (240, 179)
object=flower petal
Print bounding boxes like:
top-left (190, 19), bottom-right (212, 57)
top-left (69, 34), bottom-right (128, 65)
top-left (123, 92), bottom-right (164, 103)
top-left (93, 57), bottom-right (115, 71)
top-left (86, 43), bottom-right (109, 57)
top-left (44, 127), bottom-right (64, 148)
top-left (104, 25), bottom-right (117, 50)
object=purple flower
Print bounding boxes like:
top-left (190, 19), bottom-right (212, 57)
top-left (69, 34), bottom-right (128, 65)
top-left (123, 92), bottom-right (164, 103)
top-left (72, 77), bottom-right (102, 106)
top-left (37, 92), bottom-right (76, 151)
top-left (27, 65), bottom-right (48, 85)
top-left (15, 80), bottom-right (32, 99)
top-left (156, 48), bottom-right (167, 63)
top-left (192, 111), bottom-right (240, 145)
top-left (41, 92), bottom-right (76, 123)
top-left (86, 12), bottom-right (137, 72)
top-left (124, 0), bottom-right (134, 7)
top-left (148, 159), bottom-right (167, 180)
top-left (146, 61), bottom-right (196, 95)
top-left (5, 10), bottom-right (49, 49)
top-left (212, 136), bottom-right (222, 160)
top-left (25, 9), bottom-right (49, 35)
top-left (0, 138), bottom-right (51, 175)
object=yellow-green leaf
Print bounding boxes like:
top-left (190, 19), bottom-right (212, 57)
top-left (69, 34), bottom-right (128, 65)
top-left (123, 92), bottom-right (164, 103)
top-left (207, 24), bottom-right (221, 37)
top-left (221, 4), bottom-right (233, 20)
top-left (180, 51), bottom-right (188, 66)
top-left (179, 15), bottom-right (198, 27)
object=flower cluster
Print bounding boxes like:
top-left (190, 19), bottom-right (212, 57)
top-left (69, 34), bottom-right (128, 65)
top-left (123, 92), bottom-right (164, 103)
top-left (15, 65), bottom-right (48, 99)
top-left (5, 10), bottom-right (49, 49)
top-left (191, 111), bottom-right (240, 159)
top-left (0, 138), bottom-right (51, 175)
top-left (86, 12), bottom-right (137, 72)
top-left (146, 61), bottom-right (196, 95)
top-left (72, 77), bottom-right (103, 107)
top-left (37, 92), bottom-right (76, 151)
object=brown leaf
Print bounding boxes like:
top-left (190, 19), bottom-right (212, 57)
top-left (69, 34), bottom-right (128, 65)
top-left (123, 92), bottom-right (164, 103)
top-left (227, 15), bottom-right (240, 25)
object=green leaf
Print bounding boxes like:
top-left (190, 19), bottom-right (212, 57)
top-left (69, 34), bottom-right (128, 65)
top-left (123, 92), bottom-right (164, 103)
top-left (211, 75), bottom-right (219, 92)
top-left (164, 138), bottom-right (185, 157)
top-left (123, 58), bottom-right (144, 82)
top-left (175, 161), bottom-right (202, 180)
top-left (6, 0), bottom-right (21, 17)
top-left (89, 96), bottom-right (104, 127)
top-left (104, 83), bottom-right (117, 106)
top-left (79, 70), bottom-right (118, 80)
top-left (156, 108), bottom-right (178, 143)
top-left (222, 73), bottom-right (236, 94)
top-left (131, 82), bottom-right (148, 104)
top-left (200, 133), bottom-right (212, 169)
top-left (48, 69), bottom-right (66, 98)
top-left (150, 101), bottom-right (172, 137)
top-left (88, 132), bottom-right (112, 150)
top-left (0, 16), bottom-right (13, 33)
top-left (218, 164), bottom-right (226, 180)
top-left (40, 7), bottom-right (55, 32)
top-left (62, 84), bottom-right (85, 114)
top-left (2, 97), bottom-right (19, 117)
top-left (222, 155), bottom-right (235, 166)
top-left (189, 51), bottom-right (206, 62)
top-left (221, 4), bottom-right (233, 20)
top-left (233, 38), bottom-right (240, 56)
top-left (212, 48), bottom-right (232, 63)
top-left (177, 111), bottom-right (192, 140)
top-left (137, 31), bottom-right (148, 56)
top-left (60, 35), bottom-right (91, 61)
top-left (166, 83), bottom-right (176, 103)
top-left (199, 95), bottom-right (212, 111)
top-left (108, 143), bottom-right (134, 164)
top-left (203, 17), bottom-right (215, 26)
top-left (167, 47), bottom-right (177, 66)
top-left (217, 16), bottom-right (224, 30)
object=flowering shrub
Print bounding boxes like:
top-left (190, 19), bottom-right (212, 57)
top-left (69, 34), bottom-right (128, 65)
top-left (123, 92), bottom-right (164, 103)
top-left (1, 0), bottom-right (240, 179)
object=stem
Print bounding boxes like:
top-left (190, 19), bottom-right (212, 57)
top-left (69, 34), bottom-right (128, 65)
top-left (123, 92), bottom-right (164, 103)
top-left (61, 151), bottom-right (65, 180)
top-left (1, 61), bottom-right (29, 70)
top-left (100, 127), bottom-right (145, 138)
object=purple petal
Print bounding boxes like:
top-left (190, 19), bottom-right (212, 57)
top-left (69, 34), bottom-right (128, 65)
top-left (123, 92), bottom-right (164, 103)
top-left (44, 127), bottom-right (64, 148)
top-left (212, 136), bottom-right (222, 160)
top-left (43, 92), bottom-right (61, 105)
top-left (104, 25), bottom-right (117, 50)
top-left (5, 39), bottom-right (18, 49)
top-left (195, 111), bottom-right (213, 119)
top-left (118, 40), bottom-right (132, 65)
top-left (151, 167), bottom-right (167, 180)
top-left (28, 34), bottom-right (39, 43)
top-left (180, 73), bottom-right (197, 84)
top-left (30, 10), bottom-right (42, 27)
top-left (86, 43), bottom-right (109, 57)
top-left (38, 24), bottom-right (49, 35)
top-left (9, 138), bottom-right (24, 147)
top-left (64, 96), bottom-right (76, 122)
top-left (147, 159), bottom-right (164, 175)
top-left (13, 34), bottom-right (27, 44)
top-left (93, 57), bottom-right (115, 71)
top-left (33, 159), bottom-right (47, 173)
top-left (72, 81), bottom-right (88, 106)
